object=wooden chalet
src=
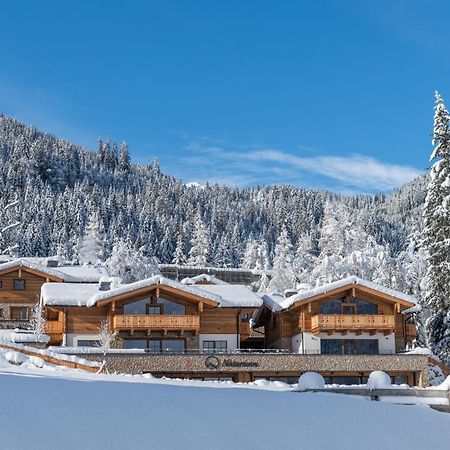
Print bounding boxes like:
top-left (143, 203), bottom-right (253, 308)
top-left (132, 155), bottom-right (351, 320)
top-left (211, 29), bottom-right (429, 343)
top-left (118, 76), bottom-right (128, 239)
top-left (254, 276), bottom-right (418, 355)
top-left (0, 258), bottom-right (109, 328)
top-left (42, 275), bottom-right (264, 351)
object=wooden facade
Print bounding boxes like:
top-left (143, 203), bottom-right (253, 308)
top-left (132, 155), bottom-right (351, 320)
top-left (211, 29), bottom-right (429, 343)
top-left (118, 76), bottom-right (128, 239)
top-left (0, 266), bottom-right (62, 323)
top-left (256, 283), bottom-right (417, 353)
top-left (45, 284), bottom-right (262, 350)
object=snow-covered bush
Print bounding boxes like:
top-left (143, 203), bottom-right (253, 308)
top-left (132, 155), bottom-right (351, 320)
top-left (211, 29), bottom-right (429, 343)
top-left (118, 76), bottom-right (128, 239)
top-left (366, 371), bottom-right (392, 389)
top-left (296, 372), bottom-right (325, 391)
top-left (435, 375), bottom-right (450, 390)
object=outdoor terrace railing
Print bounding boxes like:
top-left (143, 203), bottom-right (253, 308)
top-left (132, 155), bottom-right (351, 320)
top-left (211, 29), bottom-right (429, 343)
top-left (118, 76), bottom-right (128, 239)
top-left (112, 314), bottom-right (200, 331)
top-left (45, 320), bottom-right (64, 334)
top-left (311, 314), bottom-right (396, 334)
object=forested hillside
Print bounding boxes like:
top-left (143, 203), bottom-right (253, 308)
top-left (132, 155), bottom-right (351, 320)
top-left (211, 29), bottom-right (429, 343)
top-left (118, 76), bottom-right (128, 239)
top-left (0, 114), bottom-right (427, 296)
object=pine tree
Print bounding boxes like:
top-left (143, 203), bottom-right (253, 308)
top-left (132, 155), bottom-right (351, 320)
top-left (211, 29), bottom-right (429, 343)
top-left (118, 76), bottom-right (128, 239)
top-left (242, 238), bottom-right (259, 269)
top-left (423, 91), bottom-right (450, 363)
top-left (78, 214), bottom-right (104, 264)
top-left (187, 213), bottom-right (210, 266)
top-left (267, 225), bottom-right (296, 294)
top-left (119, 142), bottom-right (131, 174)
top-left (172, 231), bottom-right (186, 265)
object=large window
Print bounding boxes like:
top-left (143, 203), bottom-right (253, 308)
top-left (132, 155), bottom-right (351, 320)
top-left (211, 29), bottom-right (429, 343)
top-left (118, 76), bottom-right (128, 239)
top-left (123, 298), bottom-right (150, 315)
top-left (319, 298), bottom-right (378, 315)
top-left (13, 279), bottom-right (25, 290)
top-left (77, 340), bottom-right (101, 347)
top-left (157, 297), bottom-right (186, 315)
top-left (123, 297), bottom-right (186, 315)
top-left (321, 339), bottom-right (379, 355)
top-left (203, 341), bottom-right (228, 353)
top-left (123, 339), bottom-right (185, 353)
top-left (10, 306), bottom-right (29, 320)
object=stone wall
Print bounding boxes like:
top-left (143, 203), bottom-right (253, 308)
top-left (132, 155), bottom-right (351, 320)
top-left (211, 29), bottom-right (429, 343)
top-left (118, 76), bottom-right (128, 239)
top-left (69, 352), bottom-right (429, 386)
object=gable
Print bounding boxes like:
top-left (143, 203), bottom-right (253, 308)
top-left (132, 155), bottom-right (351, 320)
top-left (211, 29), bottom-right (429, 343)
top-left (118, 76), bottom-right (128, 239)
top-left (286, 283), bottom-right (415, 313)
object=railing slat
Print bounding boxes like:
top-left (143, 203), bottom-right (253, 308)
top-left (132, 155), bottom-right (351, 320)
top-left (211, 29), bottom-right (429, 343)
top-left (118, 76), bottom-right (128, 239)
top-left (113, 315), bottom-right (200, 330)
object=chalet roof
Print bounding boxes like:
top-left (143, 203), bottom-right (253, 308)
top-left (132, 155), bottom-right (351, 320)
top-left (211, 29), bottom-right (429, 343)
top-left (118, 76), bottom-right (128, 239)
top-left (0, 258), bottom-right (110, 283)
top-left (42, 276), bottom-right (263, 308)
top-left (260, 276), bottom-right (418, 312)
top-left (195, 284), bottom-right (263, 308)
top-left (180, 274), bottom-right (229, 285)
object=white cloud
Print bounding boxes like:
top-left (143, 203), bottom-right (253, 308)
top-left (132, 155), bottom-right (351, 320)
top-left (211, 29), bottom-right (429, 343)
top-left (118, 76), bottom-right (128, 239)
top-left (175, 142), bottom-right (423, 193)
top-left (244, 150), bottom-right (422, 192)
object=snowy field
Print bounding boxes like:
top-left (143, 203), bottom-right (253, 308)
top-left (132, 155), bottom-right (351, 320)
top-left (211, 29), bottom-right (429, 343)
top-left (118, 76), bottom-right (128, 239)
top-left (0, 351), bottom-right (450, 450)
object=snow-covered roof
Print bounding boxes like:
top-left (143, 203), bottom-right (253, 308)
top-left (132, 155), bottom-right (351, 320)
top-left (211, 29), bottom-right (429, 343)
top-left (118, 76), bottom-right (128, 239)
top-left (195, 285), bottom-right (263, 308)
top-left (42, 276), bottom-right (262, 308)
top-left (42, 275), bottom-right (224, 307)
top-left (260, 276), bottom-right (417, 312)
top-left (42, 283), bottom-right (104, 307)
top-left (180, 274), bottom-right (229, 286)
top-left (0, 258), bottom-right (110, 282)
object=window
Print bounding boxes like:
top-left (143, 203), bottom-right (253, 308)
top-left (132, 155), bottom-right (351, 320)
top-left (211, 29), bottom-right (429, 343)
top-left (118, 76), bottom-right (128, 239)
top-left (123, 339), bottom-right (185, 353)
top-left (13, 279), bottom-right (25, 290)
top-left (321, 339), bottom-right (379, 355)
top-left (146, 305), bottom-right (161, 315)
top-left (319, 299), bottom-right (342, 314)
top-left (341, 304), bottom-right (356, 315)
top-left (10, 307), bottom-right (29, 320)
top-left (77, 340), bottom-right (101, 347)
top-left (319, 298), bottom-right (378, 315)
top-left (157, 297), bottom-right (186, 315)
top-left (353, 298), bottom-right (378, 315)
top-left (123, 298), bottom-right (151, 315)
top-left (203, 340), bottom-right (227, 353)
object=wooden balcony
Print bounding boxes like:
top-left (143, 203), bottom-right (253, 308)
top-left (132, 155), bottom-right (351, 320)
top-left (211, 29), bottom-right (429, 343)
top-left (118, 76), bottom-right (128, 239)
top-left (112, 315), bottom-right (200, 333)
top-left (311, 314), bottom-right (395, 335)
top-left (45, 320), bottom-right (64, 334)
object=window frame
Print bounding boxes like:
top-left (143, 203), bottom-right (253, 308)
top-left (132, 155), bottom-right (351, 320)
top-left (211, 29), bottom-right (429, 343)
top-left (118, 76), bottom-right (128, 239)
top-left (10, 306), bottom-right (29, 320)
top-left (13, 279), bottom-right (26, 291)
top-left (203, 340), bottom-right (228, 353)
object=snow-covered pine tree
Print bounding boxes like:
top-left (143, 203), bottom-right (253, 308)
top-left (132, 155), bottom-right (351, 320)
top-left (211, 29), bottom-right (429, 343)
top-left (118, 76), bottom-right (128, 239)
top-left (255, 240), bottom-right (270, 271)
top-left (29, 301), bottom-right (46, 340)
top-left (293, 233), bottom-right (317, 284)
top-left (172, 230), bottom-right (186, 265)
top-left (78, 214), bottom-right (104, 264)
top-left (105, 240), bottom-right (160, 283)
top-left (187, 213), bottom-right (210, 266)
top-left (267, 225), bottom-right (296, 294)
top-left (422, 91), bottom-right (450, 363)
top-left (0, 196), bottom-right (20, 256)
top-left (119, 142), bottom-right (131, 174)
top-left (241, 238), bottom-right (259, 270)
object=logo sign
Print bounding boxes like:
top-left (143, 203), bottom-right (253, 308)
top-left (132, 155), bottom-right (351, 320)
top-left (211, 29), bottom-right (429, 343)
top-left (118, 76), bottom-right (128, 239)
top-left (205, 355), bottom-right (220, 370)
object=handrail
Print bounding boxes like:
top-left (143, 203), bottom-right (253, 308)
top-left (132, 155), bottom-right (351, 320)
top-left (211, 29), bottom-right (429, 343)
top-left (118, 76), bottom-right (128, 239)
top-left (113, 314), bottom-right (200, 330)
top-left (312, 314), bottom-right (395, 330)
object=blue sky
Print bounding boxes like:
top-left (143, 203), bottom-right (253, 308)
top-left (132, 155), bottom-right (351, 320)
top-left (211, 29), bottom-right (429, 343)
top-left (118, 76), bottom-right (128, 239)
top-left (1, 1), bottom-right (449, 194)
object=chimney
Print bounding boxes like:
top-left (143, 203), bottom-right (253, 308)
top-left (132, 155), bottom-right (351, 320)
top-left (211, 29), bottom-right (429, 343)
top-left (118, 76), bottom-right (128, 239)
top-left (99, 280), bottom-right (111, 291)
top-left (46, 259), bottom-right (58, 268)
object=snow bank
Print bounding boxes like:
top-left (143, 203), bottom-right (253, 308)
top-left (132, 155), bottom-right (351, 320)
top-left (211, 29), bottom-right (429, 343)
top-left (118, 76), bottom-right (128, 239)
top-left (367, 371), bottom-right (392, 389)
top-left (435, 375), bottom-right (450, 391)
top-left (0, 329), bottom-right (50, 344)
top-left (1, 372), bottom-right (449, 450)
top-left (296, 372), bottom-right (325, 391)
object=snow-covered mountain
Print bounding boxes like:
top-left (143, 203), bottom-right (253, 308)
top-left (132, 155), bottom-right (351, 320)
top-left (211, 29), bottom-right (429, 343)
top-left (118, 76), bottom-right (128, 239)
top-left (0, 114), bottom-right (426, 295)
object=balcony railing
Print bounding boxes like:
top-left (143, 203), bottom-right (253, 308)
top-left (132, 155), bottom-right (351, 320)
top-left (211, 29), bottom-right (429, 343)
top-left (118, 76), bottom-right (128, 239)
top-left (45, 321), bottom-right (64, 334)
top-left (311, 314), bottom-right (395, 335)
top-left (112, 315), bottom-right (200, 332)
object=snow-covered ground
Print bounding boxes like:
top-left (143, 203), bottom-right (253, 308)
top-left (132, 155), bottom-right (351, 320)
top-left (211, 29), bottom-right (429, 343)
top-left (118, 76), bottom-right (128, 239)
top-left (0, 349), bottom-right (450, 450)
